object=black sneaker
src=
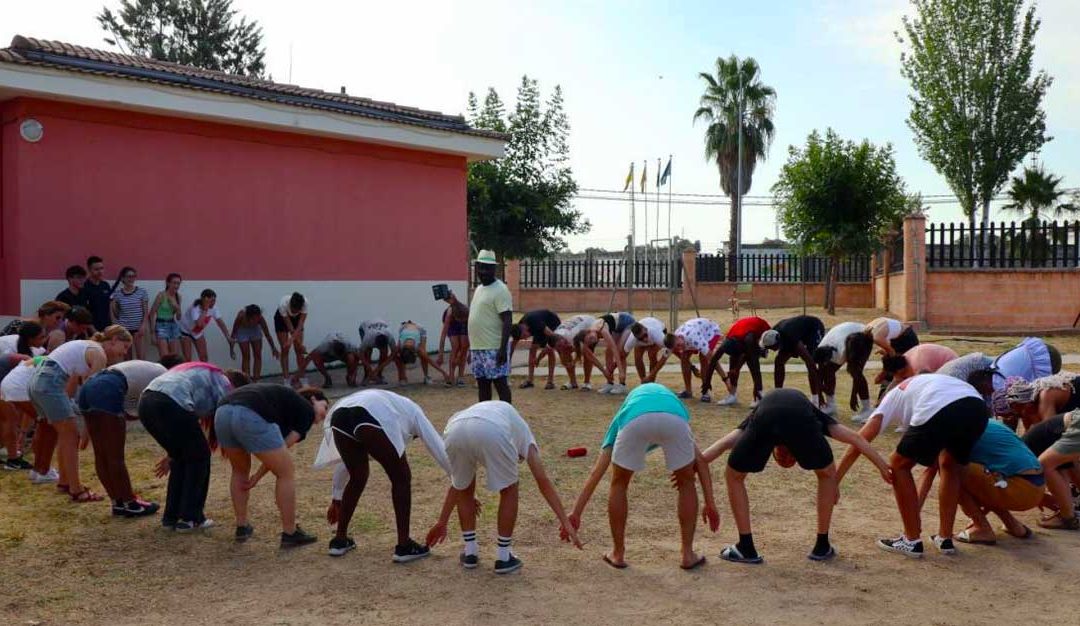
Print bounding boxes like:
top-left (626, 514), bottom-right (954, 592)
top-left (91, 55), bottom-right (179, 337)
top-left (392, 539), bottom-right (431, 563)
top-left (877, 535), bottom-right (924, 559)
top-left (162, 517), bottom-right (178, 530)
top-left (117, 500), bottom-right (159, 518)
top-left (280, 526), bottom-right (317, 549)
top-left (494, 554), bottom-right (523, 574)
top-left (112, 501), bottom-right (128, 517)
top-left (931, 534), bottom-right (957, 555)
top-left (328, 536), bottom-right (356, 557)
top-left (235, 524), bottom-right (254, 543)
top-left (3, 457), bottom-right (33, 471)
top-left (459, 552), bottom-right (479, 569)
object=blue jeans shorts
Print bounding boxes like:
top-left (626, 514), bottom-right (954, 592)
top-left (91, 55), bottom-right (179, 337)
top-left (214, 404), bottom-right (285, 453)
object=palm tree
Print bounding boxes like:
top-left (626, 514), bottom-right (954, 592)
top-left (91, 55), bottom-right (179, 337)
top-left (694, 55), bottom-right (776, 278)
top-left (1002, 164), bottom-right (1078, 222)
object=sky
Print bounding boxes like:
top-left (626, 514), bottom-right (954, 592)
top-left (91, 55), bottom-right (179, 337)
top-left (5, 0), bottom-right (1079, 253)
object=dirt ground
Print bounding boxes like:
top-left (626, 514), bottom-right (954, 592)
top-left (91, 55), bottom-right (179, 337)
top-left (4, 312), bottom-right (1080, 625)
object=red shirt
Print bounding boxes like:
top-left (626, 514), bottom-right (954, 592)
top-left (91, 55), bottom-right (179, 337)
top-left (726, 316), bottom-right (771, 341)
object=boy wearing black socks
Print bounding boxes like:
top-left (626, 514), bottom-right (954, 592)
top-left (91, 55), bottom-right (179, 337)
top-left (702, 388), bottom-right (892, 563)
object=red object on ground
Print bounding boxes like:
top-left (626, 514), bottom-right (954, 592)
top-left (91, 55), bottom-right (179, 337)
top-left (567, 447), bottom-right (587, 458)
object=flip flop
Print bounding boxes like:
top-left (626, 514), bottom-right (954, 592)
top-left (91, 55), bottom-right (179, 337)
top-left (956, 529), bottom-right (996, 545)
top-left (602, 554), bottom-right (628, 569)
top-left (519, 381), bottom-right (535, 389)
top-left (719, 545), bottom-right (763, 565)
top-left (680, 555), bottom-right (707, 570)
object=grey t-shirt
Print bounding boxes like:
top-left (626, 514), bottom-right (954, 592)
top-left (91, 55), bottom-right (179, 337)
top-left (358, 320), bottom-right (396, 352)
top-left (936, 352), bottom-right (993, 385)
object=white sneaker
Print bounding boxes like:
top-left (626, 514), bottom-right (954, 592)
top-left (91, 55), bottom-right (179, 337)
top-left (820, 396), bottom-right (837, 416)
top-left (597, 383), bottom-right (614, 394)
top-left (749, 399), bottom-right (759, 409)
top-left (29, 468), bottom-right (59, 484)
top-left (716, 394), bottom-right (738, 406)
top-left (580, 383), bottom-right (593, 391)
top-left (851, 406), bottom-right (873, 424)
top-left (609, 383), bottom-right (629, 395)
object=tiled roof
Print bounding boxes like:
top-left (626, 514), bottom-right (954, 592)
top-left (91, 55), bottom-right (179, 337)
top-left (0, 35), bottom-right (506, 141)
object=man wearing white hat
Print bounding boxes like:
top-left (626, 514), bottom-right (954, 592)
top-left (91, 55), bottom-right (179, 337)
top-left (469, 250), bottom-right (514, 403)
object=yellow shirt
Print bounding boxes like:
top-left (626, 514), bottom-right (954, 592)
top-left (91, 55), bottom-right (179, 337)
top-left (468, 280), bottom-right (513, 350)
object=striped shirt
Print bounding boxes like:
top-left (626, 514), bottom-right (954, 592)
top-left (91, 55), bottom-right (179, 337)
top-left (110, 287), bottom-right (148, 331)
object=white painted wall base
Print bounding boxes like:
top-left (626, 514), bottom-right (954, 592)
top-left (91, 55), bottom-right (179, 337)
top-left (21, 279), bottom-right (468, 377)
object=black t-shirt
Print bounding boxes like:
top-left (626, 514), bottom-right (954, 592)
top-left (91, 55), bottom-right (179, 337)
top-left (218, 383), bottom-right (315, 441)
top-left (737, 388), bottom-right (836, 435)
top-left (1023, 414), bottom-right (1065, 457)
top-left (518, 310), bottom-right (561, 348)
top-left (83, 280), bottom-right (114, 331)
top-left (774, 316), bottom-right (826, 352)
top-left (56, 287), bottom-right (92, 310)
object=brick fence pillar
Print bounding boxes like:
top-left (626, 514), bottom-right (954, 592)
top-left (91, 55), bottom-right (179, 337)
top-left (902, 213), bottom-right (927, 328)
top-left (504, 259), bottom-right (522, 305)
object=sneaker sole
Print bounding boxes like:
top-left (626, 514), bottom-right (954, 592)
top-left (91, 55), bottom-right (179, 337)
top-left (876, 542), bottom-right (923, 559)
top-left (494, 561), bottom-right (523, 574)
top-left (328, 544), bottom-right (356, 557)
top-left (392, 551), bottom-right (430, 563)
top-left (281, 539), bottom-right (318, 549)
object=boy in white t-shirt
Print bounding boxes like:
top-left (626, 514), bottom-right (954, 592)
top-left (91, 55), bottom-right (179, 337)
top-left (812, 322), bottom-right (874, 420)
top-left (623, 317), bottom-right (666, 384)
top-left (835, 374), bottom-right (988, 558)
top-left (426, 401), bottom-right (581, 574)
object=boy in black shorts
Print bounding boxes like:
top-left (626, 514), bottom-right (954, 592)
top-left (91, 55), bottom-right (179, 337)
top-left (759, 315), bottom-right (826, 398)
top-left (701, 388), bottom-right (891, 563)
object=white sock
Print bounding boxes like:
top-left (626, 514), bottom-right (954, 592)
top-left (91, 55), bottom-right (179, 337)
top-left (497, 535), bottom-right (512, 561)
top-left (462, 531), bottom-right (477, 557)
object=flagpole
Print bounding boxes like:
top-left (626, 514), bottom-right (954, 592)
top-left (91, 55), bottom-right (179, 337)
top-left (628, 162), bottom-right (635, 313)
top-left (643, 159), bottom-right (648, 304)
top-left (667, 155), bottom-right (675, 330)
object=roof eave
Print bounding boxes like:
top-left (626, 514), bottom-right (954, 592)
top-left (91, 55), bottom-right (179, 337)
top-left (0, 62), bottom-right (505, 162)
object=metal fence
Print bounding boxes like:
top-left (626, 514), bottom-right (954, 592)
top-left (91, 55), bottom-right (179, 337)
top-left (696, 253), bottom-right (871, 283)
top-left (518, 257), bottom-right (682, 289)
top-left (927, 220), bottom-right (1080, 268)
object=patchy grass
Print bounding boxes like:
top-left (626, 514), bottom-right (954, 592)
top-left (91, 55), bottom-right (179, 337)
top-left (3, 340), bottom-right (1080, 624)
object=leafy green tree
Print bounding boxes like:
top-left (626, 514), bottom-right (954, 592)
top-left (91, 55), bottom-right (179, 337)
top-left (1002, 165), bottom-right (1078, 222)
top-left (98, 0), bottom-right (266, 77)
top-left (898, 0), bottom-right (1052, 245)
top-left (693, 55), bottom-right (776, 276)
top-left (773, 129), bottom-right (908, 314)
top-left (466, 77), bottom-right (587, 261)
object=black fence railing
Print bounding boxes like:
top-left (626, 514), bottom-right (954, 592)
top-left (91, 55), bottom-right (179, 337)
top-left (927, 220), bottom-right (1080, 268)
top-left (696, 253), bottom-right (871, 283)
top-left (874, 237), bottom-right (905, 275)
top-left (518, 257), bottom-right (683, 289)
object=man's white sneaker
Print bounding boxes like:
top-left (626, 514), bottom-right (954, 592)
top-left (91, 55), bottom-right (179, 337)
top-left (609, 383), bottom-right (628, 395)
top-left (851, 406), bottom-right (873, 424)
top-left (596, 383), bottom-right (614, 394)
top-left (29, 468), bottom-right (59, 484)
top-left (716, 394), bottom-right (738, 406)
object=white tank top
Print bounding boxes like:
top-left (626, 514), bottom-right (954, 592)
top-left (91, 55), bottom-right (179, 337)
top-left (47, 340), bottom-right (97, 376)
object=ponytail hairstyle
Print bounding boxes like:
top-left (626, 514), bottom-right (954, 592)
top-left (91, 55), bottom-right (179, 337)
top-left (165, 273), bottom-right (182, 289)
top-left (91, 325), bottom-right (133, 344)
top-left (16, 321), bottom-right (45, 356)
top-left (111, 266), bottom-right (137, 293)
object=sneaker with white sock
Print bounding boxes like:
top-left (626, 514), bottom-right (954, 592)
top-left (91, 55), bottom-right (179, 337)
top-left (877, 535), bottom-right (924, 558)
top-left (29, 468), bottom-right (59, 484)
top-left (716, 394), bottom-right (738, 406)
top-left (609, 383), bottom-right (628, 395)
top-left (597, 383), bottom-right (614, 394)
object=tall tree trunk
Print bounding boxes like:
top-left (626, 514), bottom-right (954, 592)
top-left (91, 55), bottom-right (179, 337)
top-left (823, 256), bottom-right (837, 315)
top-left (968, 211), bottom-right (977, 268)
top-left (728, 192), bottom-right (739, 281)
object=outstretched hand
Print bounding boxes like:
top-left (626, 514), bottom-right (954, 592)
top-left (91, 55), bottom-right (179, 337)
top-left (426, 521), bottom-right (449, 547)
top-left (703, 503), bottom-right (721, 533)
top-left (560, 513), bottom-right (582, 541)
top-left (154, 456), bottom-right (171, 479)
top-left (560, 522), bottom-right (583, 549)
top-left (326, 499), bottom-right (341, 525)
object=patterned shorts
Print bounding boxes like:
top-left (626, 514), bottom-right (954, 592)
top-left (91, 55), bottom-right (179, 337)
top-left (470, 348), bottom-right (510, 380)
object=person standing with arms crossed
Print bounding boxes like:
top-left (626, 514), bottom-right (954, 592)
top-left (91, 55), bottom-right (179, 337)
top-left (468, 250), bottom-right (513, 403)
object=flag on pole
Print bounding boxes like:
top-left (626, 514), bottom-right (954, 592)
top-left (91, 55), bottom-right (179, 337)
top-left (640, 160), bottom-right (648, 193)
top-left (659, 157), bottom-right (672, 186)
top-left (656, 158), bottom-right (661, 188)
top-left (623, 163), bottom-right (634, 191)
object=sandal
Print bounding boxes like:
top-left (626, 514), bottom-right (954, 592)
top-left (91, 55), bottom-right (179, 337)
top-left (561, 383), bottom-right (578, 390)
top-left (70, 487), bottom-right (104, 503)
top-left (56, 484), bottom-right (70, 494)
top-left (519, 380), bottom-right (535, 389)
top-left (719, 545), bottom-right (763, 564)
top-left (543, 382), bottom-right (555, 390)
top-left (1001, 525), bottom-right (1033, 539)
top-left (1037, 513), bottom-right (1079, 530)
top-left (680, 555), bottom-right (707, 570)
top-left (602, 554), bottom-right (628, 569)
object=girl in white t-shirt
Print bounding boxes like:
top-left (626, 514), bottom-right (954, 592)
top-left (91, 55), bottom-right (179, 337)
top-left (180, 289), bottom-right (235, 363)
